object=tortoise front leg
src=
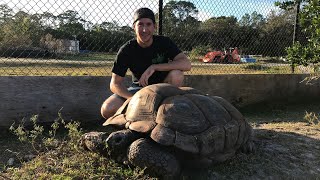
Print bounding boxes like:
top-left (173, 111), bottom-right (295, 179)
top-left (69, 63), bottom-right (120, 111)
top-left (106, 129), bottom-right (143, 163)
top-left (128, 138), bottom-right (181, 179)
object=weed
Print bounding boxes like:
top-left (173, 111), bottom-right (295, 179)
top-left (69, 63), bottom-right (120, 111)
top-left (300, 74), bottom-right (320, 85)
top-left (304, 111), bottom-right (319, 125)
top-left (5, 112), bottom-right (150, 179)
top-left (9, 115), bottom-right (44, 153)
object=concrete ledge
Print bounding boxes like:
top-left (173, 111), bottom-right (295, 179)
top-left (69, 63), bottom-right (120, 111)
top-left (185, 74), bottom-right (320, 106)
top-left (1, 74), bottom-right (319, 127)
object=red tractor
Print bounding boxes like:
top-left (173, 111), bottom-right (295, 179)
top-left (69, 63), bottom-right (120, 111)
top-left (202, 47), bottom-right (240, 63)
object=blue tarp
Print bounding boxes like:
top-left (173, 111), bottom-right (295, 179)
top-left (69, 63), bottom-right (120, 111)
top-left (240, 57), bottom-right (256, 63)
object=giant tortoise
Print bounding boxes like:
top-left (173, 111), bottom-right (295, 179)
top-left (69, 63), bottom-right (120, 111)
top-left (81, 83), bottom-right (254, 178)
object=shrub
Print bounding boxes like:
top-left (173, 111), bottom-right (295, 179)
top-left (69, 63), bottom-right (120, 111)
top-left (189, 45), bottom-right (211, 61)
top-left (6, 112), bottom-right (149, 179)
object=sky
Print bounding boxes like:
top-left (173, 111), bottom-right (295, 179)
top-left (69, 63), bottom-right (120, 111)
top-left (2, 0), bottom-right (282, 26)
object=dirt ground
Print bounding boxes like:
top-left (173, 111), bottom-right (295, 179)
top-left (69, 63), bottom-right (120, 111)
top-left (1, 101), bottom-right (320, 179)
top-left (193, 122), bottom-right (320, 179)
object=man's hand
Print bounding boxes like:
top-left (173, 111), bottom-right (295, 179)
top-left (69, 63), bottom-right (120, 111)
top-left (138, 53), bottom-right (191, 87)
top-left (139, 65), bottom-right (155, 87)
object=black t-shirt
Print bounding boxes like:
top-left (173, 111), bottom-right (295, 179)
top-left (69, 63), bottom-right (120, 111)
top-left (112, 35), bottom-right (182, 85)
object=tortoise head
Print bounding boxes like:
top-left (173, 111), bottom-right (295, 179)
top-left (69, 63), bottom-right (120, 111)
top-left (105, 129), bottom-right (144, 163)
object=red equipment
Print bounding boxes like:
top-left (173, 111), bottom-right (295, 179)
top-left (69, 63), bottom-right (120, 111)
top-left (202, 47), bottom-right (240, 63)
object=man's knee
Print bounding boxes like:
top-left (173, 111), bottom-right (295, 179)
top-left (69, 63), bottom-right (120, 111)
top-left (101, 102), bottom-right (112, 119)
top-left (164, 70), bottom-right (184, 86)
top-left (100, 95), bottom-right (125, 119)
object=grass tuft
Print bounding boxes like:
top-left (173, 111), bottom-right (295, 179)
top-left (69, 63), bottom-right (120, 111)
top-left (304, 111), bottom-right (319, 125)
top-left (4, 113), bottom-right (151, 179)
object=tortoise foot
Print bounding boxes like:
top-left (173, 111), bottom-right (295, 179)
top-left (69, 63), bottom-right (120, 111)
top-left (240, 140), bottom-right (256, 153)
top-left (128, 138), bottom-right (181, 178)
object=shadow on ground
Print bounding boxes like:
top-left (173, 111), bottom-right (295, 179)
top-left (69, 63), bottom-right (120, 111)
top-left (182, 127), bottom-right (320, 179)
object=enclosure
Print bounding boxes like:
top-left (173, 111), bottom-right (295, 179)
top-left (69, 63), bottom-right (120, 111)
top-left (0, 0), bottom-right (313, 75)
top-left (1, 0), bottom-right (320, 179)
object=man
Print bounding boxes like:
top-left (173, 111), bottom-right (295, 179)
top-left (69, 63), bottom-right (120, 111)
top-left (101, 7), bottom-right (191, 119)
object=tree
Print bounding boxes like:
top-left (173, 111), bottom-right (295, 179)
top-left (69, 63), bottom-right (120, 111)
top-left (84, 22), bottom-right (133, 52)
top-left (200, 16), bottom-right (238, 50)
top-left (258, 10), bottom-right (294, 56)
top-left (0, 4), bottom-right (14, 43)
top-left (239, 11), bottom-right (265, 28)
top-left (162, 0), bottom-right (200, 50)
top-left (57, 10), bottom-right (85, 25)
top-left (0, 4), bottom-right (13, 23)
top-left (276, 0), bottom-right (320, 70)
top-left (239, 13), bottom-right (251, 27)
top-left (55, 10), bottom-right (86, 39)
top-left (36, 12), bottom-right (57, 29)
top-left (1, 10), bottom-right (44, 48)
top-left (236, 11), bottom-right (267, 55)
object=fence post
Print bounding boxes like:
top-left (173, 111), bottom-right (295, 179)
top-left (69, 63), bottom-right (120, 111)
top-left (292, 1), bottom-right (300, 44)
top-left (158, 0), bottom-right (163, 35)
top-left (291, 1), bottom-right (301, 73)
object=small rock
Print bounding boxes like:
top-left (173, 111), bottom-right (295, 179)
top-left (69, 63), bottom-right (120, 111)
top-left (302, 153), bottom-right (316, 160)
top-left (23, 154), bottom-right (36, 161)
top-left (7, 158), bottom-right (14, 166)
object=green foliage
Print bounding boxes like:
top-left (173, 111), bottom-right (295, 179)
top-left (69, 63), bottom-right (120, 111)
top-left (239, 11), bottom-right (266, 28)
top-left (162, 1), bottom-right (200, 50)
top-left (277, 0), bottom-right (320, 69)
top-left (286, 41), bottom-right (320, 69)
top-left (286, 42), bottom-right (308, 66)
top-left (0, 1), bottom-right (296, 56)
top-left (259, 10), bottom-right (295, 56)
top-left (7, 113), bottom-right (151, 179)
top-left (189, 45), bottom-right (211, 61)
top-left (274, 1), bottom-right (296, 10)
top-left (10, 115), bottom-right (44, 153)
top-left (200, 16), bottom-right (239, 51)
top-left (9, 109), bottom-right (82, 154)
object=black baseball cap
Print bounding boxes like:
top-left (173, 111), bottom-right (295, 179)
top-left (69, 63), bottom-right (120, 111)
top-left (133, 8), bottom-right (155, 24)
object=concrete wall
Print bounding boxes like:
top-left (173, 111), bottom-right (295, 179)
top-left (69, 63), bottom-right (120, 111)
top-left (1, 74), bottom-right (319, 127)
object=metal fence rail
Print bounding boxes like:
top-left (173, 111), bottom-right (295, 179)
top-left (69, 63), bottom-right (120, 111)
top-left (0, 0), bottom-right (311, 76)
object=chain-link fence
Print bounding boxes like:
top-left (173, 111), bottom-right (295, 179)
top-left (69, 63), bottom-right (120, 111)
top-left (0, 0), bottom-right (312, 76)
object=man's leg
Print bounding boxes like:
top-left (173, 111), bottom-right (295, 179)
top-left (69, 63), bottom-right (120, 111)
top-left (163, 70), bottom-right (184, 87)
top-left (100, 94), bottom-right (125, 119)
top-left (101, 85), bottom-right (142, 120)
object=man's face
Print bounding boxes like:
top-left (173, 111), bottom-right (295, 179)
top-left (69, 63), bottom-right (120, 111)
top-left (133, 18), bottom-right (155, 47)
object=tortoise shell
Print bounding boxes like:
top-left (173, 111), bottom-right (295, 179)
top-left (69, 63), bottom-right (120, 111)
top-left (103, 83), bottom-right (252, 156)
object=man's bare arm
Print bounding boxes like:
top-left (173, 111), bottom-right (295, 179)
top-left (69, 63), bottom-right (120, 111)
top-left (138, 52), bottom-right (191, 86)
top-left (154, 52), bottom-right (191, 71)
top-left (110, 73), bottom-right (133, 99)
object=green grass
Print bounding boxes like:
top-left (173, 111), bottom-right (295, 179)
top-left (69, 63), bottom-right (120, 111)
top-left (0, 63), bottom-right (294, 76)
top-left (60, 52), bottom-right (116, 61)
top-left (0, 53), bottom-right (309, 76)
